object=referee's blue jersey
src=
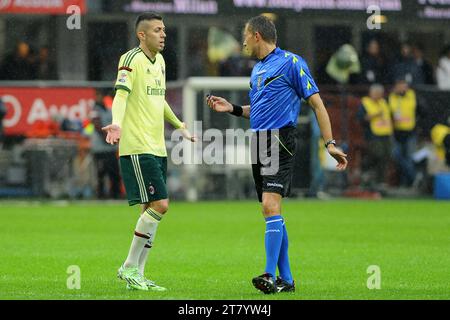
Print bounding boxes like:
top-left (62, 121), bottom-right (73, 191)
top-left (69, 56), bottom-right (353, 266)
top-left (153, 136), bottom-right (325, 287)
top-left (249, 47), bottom-right (319, 131)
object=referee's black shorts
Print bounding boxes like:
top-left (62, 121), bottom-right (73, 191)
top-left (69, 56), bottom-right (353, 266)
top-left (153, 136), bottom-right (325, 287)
top-left (251, 126), bottom-right (297, 202)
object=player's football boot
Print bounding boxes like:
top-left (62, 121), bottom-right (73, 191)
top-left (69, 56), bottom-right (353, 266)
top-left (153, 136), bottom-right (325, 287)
top-left (126, 277), bottom-right (167, 291)
top-left (117, 265), bottom-right (148, 291)
top-left (126, 278), bottom-right (167, 291)
top-left (144, 278), bottom-right (167, 291)
top-left (275, 276), bottom-right (295, 293)
top-left (252, 273), bottom-right (276, 294)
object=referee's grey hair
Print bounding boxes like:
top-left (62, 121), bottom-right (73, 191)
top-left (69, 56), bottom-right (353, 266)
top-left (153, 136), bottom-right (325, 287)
top-left (246, 15), bottom-right (277, 44)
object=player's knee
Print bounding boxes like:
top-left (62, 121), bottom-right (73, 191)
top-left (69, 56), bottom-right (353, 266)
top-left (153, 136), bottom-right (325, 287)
top-left (261, 193), bottom-right (282, 216)
top-left (151, 199), bottom-right (169, 215)
top-left (262, 199), bottom-right (279, 216)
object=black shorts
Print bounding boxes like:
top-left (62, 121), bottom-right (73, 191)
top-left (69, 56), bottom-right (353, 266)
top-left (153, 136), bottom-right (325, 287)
top-left (251, 126), bottom-right (297, 202)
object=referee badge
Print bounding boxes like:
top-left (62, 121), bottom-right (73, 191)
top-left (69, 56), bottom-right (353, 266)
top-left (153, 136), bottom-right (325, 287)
top-left (257, 76), bottom-right (263, 90)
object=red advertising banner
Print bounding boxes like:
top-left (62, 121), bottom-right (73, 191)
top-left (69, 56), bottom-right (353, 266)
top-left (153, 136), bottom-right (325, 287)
top-left (0, 87), bottom-right (95, 136)
top-left (0, 0), bottom-right (86, 15)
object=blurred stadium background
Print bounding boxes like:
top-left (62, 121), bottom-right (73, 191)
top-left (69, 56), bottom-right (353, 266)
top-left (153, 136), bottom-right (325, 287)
top-left (0, 0), bottom-right (450, 201)
top-left (1, 0), bottom-right (450, 300)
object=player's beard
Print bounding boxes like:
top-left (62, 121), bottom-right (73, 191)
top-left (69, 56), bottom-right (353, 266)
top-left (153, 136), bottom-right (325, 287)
top-left (144, 41), bottom-right (164, 54)
top-left (155, 41), bottom-right (165, 52)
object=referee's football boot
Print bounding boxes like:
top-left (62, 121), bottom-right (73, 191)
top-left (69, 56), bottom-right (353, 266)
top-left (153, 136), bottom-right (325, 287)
top-left (252, 273), bottom-right (277, 294)
top-left (275, 276), bottom-right (295, 293)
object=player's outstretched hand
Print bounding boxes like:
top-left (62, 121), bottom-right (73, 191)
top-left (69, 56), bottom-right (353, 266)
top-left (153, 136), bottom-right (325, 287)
top-left (102, 124), bottom-right (121, 145)
top-left (206, 95), bottom-right (233, 113)
top-left (327, 145), bottom-right (348, 171)
top-left (180, 122), bottom-right (197, 142)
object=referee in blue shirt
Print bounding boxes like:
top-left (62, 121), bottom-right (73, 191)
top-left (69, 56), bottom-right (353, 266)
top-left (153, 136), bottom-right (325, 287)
top-left (207, 15), bottom-right (348, 294)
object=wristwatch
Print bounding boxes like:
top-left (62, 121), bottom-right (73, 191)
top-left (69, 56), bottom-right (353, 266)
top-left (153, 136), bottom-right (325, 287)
top-left (324, 139), bottom-right (336, 148)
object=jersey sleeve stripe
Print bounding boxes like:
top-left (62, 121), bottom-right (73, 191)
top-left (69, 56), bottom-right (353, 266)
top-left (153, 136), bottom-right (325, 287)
top-left (125, 49), bottom-right (142, 67)
top-left (123, 48), bottom-right (139, 68)
top-left (123, 48), bottom-right (138, 66)
top-left (122, 48), bottom-right (137, 67)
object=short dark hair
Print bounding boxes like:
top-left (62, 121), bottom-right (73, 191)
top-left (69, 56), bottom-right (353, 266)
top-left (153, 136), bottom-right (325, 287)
top-left (135, 12), bottom-right (163, 31)
top-left (246, 15), bottom-right (277, 44)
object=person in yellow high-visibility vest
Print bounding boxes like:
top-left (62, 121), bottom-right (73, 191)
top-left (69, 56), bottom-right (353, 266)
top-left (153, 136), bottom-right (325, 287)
top-left (389, 79), bottom-right (417, 187)
top-left (431, 124), bottom-right (450, 167)
top-left (357, 84), bottom-right (394, 189)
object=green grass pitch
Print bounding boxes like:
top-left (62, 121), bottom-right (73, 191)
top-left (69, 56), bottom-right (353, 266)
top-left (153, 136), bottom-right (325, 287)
top-left (0, 200), bottom-right (449, 300)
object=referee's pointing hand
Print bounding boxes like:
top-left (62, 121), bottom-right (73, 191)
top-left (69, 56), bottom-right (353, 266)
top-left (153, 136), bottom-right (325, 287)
top-left (206, 95), bottom-right (233, 113)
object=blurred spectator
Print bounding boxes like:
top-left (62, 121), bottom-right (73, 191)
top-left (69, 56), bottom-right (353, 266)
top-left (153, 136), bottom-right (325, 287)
top-left (325, 43), bottom-right (361, 85)
top-left (0, 41), bottom-right (35, 80)
top-left (357, 84), bottom-right (393, 189)
top-left (0, 96), bottom-right (6, 149)
top-left (90, 90), bottom-right (120, 199)
top-left (392, 42), bottom-right (420, 85)
top-left (306, 110), bottom-right (327, 198)
top-left (360, 39), bottom-right (389, 85)
top-left (411, 43), bottom-right (435, 85)
top-left (26, 118), bottom-right (60, 138)
top-left (436, 45), bottom-right (450, 90)
top-left (431, 124), bottom-right (450, 167)
top-left (189, 39), bottom-right (208, 76)
top-left (389, 79), bottom-right (417, 186)
top-left (69, 142), bottom-right (95, 199)
top-left (61, 117), bottom-right (83, 132)
top-left (219, 47), bottom-right (254, 77)
top-left (34, 46), bottom-right (57, 80)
